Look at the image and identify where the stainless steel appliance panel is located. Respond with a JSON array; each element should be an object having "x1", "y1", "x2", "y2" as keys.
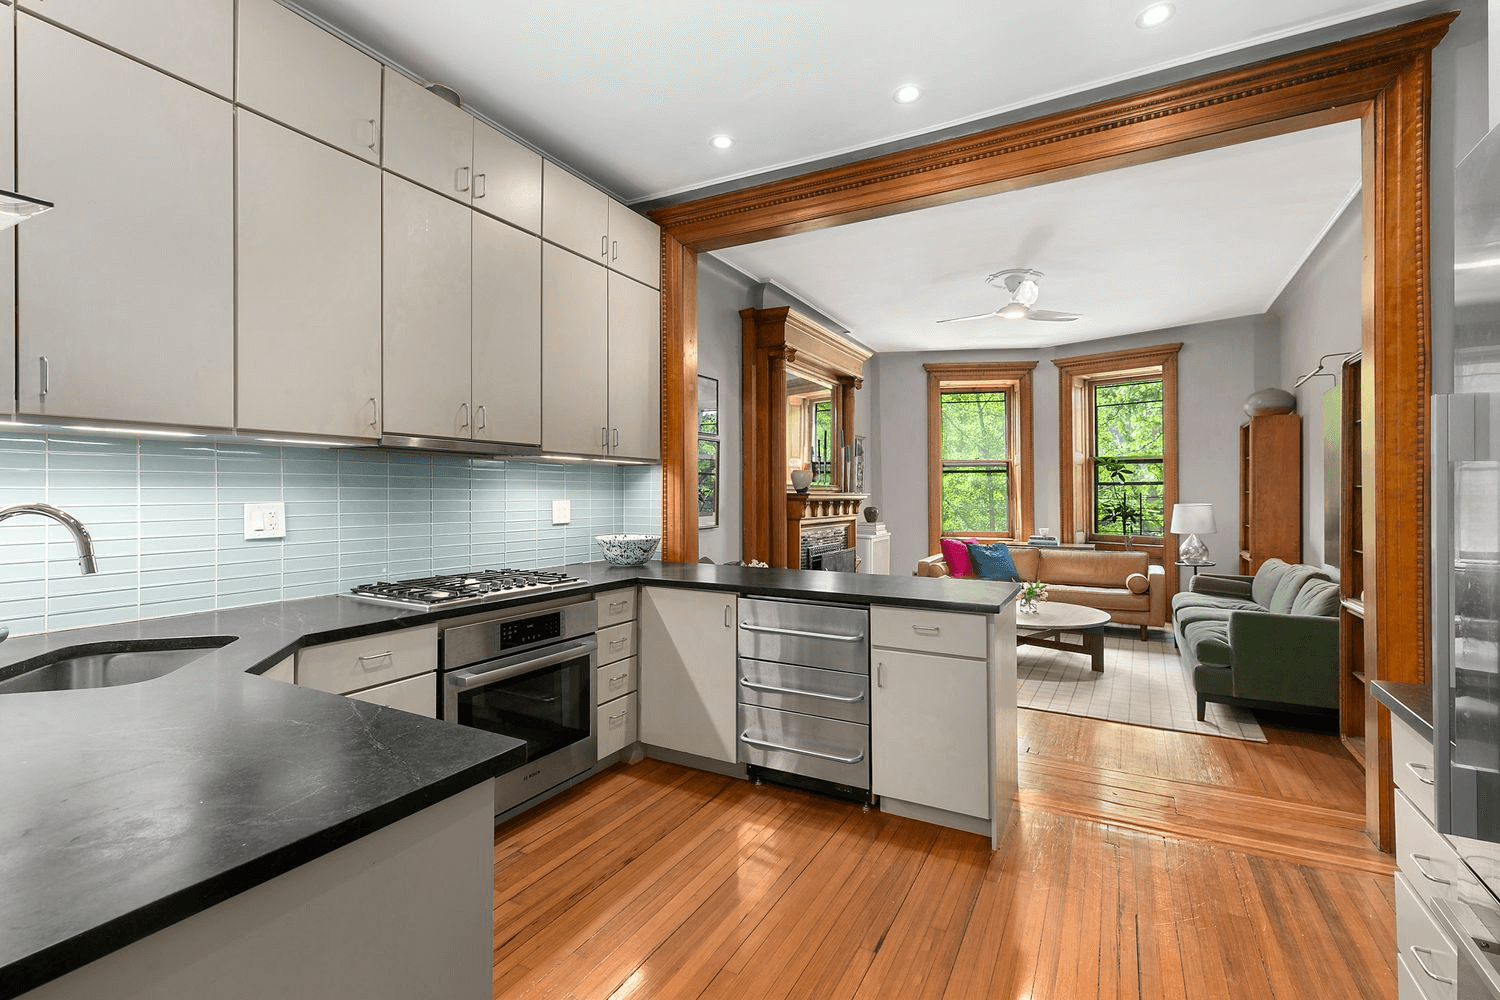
[
  {"x1": 443, "y1": 600, "x2": 597, "y2": 669},
  {"x1": 737, "y1": 596, "x2": 868, "y2": 673},
  {"x1": 737, "y1": 703, "x2": 870, "y2": 789},
  {"x1": 737, "y1": 656, "x2": 869, "y2": 724}
]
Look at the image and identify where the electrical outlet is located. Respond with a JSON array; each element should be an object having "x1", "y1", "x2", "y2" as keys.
[
  {"x1": 244, "y1": 502, "x2": 286, "y2": 540},
  {"x1": 552, "y1": 500, "x2": 571, "y2": 525}
]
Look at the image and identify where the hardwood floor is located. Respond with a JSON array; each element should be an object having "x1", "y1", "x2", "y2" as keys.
[{"x1": 493, "y1": 710, "x2": 1393, "y2": 999}]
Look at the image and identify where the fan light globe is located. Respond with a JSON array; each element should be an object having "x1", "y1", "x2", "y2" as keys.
[{"x1": 998, "y1": 302, "x2": 1027, "y2": 319}]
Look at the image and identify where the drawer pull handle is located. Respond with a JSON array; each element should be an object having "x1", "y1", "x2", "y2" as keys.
[
  {"x1": 609, "y1": 637, "x2": 629, "y2": 649},
  {"x1": 1410, "y1": 946, "x2": 1455, "y2": 985},
  {"x1": 609, "y1": 673, "x2": 627, "y2": 688},
  {"x1": 740, "y1": 732, "x2": 864, "y2": 765},
  {"x1": 912, "y1": 625, "x2": 941, "y2": 635},
  {"x1": 739, "y1": 677, "x2": 865, "y2": 703},
  {"x1": 1406, "y1": 760, "x2": 1436, "y2": 786},
  {"x1": 1410, "y1": 853, "x2": 1454, "y2": 886},
  {"x1": 609, "y1": 600, "x2": 628, "y2": 613},
  {"x1": 739, "y1": 622, "x2": 863, "y2": 643},
  {"x1": 609, "y1": 710, "x2": 627, "y2": 723},
  {"x1": 356, "y1": 651, "x2": 393, "y2": 667}
]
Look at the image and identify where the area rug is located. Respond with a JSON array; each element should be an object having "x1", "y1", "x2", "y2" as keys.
[{"x1": 1015, "y1": 627, "x2": 1266, "y2": 742}]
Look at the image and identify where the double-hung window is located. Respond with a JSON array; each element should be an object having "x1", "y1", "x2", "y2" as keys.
[{"x1": 925, "y1": 362, "x2": 1036, "y2": 554}]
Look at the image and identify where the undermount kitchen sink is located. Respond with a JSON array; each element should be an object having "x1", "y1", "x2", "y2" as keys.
[{"x1": 0, "y1": 638, "x2": 232, "y2": 695}]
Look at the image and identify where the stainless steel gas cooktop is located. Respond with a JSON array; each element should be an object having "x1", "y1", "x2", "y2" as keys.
[{"x1": 348, "y1": 569, "x2": 584, "y2": 609}]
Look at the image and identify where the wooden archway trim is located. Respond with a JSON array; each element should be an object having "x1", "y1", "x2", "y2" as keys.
[{"x1": 652, "y1": 13, "x2": 1453, "y2": 849}]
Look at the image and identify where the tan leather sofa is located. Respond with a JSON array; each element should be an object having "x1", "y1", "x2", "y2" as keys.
[{"x1": 916, "y1": 546, "x2": 1167, "y2": 638}]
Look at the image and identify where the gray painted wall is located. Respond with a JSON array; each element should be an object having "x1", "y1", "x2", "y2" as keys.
[
  {"x1": 695, "y1": 255, "x2": 756, "y2": 564},
  {"x1": 1268, "y1": 199, "x2": 1362, "y2": 574},
  {"x1": 869, "y1": 317, "x2": 1272, "y2": 576}
]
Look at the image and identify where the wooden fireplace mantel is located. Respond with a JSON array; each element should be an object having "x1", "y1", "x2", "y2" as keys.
[{"x1": 784, "y1": 492, "x2": 867, "y2": 570}]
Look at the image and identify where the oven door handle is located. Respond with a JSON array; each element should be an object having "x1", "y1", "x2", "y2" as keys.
[{"x1": 448, "y1": 639, "x2": 597, "y2": 691}]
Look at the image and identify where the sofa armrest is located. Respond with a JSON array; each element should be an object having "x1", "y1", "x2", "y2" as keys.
[
  {"x1": 1191, "y1": 573, "x2": 1254, "y2": 599},
  {"x1": 1146, "y1": 564, "x2": 1166, "y2": 626},
  {"x1": 915, "y1": 554, "x2": 950, "y2": 578},
  {"x1": 1225, "y1": 611, "x2": 1339, "y2": 708}
]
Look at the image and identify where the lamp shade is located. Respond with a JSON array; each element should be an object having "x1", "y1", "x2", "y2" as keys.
[{"x1": 1170, "y1": 503, "x2": 1216, "y2": 535}]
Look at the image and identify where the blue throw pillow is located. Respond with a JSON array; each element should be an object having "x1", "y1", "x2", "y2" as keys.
[{"x1": 966, "y1": 541, "x2": 1020, "y2": 581}]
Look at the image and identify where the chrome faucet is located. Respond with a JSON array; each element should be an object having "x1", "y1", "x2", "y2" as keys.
[{"x1": 0, "y1": 502, "x2": 99, "y2": 574}]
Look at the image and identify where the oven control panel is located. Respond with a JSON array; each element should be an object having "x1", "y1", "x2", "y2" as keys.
[{"x1": 500, "y1": 612, "x2": 563, "y2": 651}]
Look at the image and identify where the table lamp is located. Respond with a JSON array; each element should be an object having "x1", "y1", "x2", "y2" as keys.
[{"x1": 1170, "y1": 503, "x2": 1216, "y2": 564}]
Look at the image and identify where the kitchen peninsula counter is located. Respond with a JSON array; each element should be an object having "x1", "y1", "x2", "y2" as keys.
[{"x1": 0, "y1": 563, "x2": 1017, "y2": 998}]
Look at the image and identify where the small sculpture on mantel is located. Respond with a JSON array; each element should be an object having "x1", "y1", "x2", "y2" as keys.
[
  {"x1": 790, "y1": 469, "x2": 813, "y2": 494},
  {"x1": 864, "y1": 505, "x2": 880, "y2": 523}
]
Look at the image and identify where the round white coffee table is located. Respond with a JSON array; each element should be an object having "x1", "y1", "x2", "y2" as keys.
[{"x1": 1015, "y1": 601, "x2": 1112, "y2": 672}]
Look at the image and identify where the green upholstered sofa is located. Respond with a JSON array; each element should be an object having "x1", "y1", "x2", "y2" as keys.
[{"x1": 1170, "y1": 558, "x2": 1341, "y2": 721}]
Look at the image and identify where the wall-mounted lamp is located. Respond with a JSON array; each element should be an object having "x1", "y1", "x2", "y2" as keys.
[{"x1": 1293, "y1": 352, "x2": 1355, "y2": 389}]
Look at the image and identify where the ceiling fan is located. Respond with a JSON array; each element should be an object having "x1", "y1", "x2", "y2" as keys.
[{"x1": 937, "y1": 268, "x2": 1081, "y2": 324}]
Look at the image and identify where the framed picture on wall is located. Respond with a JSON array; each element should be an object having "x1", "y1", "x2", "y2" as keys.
[{"x1": 699, "y1": 375, "x2": 719, "y2": 528}]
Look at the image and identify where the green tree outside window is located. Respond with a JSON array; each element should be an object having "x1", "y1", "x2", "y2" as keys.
[
  {"x1": 939, "y1": 390, "x2": 1012, "y2": 535},
  {"x1": 1092, "y1": 379, "x2": 1164, "y2": 537}
]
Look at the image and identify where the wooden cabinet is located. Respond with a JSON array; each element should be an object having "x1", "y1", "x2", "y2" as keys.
[
  {"x1": 541, "y1": 247, "x2": 660, "y2": 458},
  {"x1": 871, "y1": 611, "x2": 990, "y2": 820},
  {"x1": 237, "y1": 0, "x2": 382, "y2": 162},
  {"x1": 1338, "y1": 354, "x2": 1368, "y2": 768},
  {"x1": 638, "y1": 587, "x2": 737, "y2": 763},
  {"x1": 384, "y1": 174, "x2": 543, "y2": 445},
  {"x1": 16, "y1": 16, "x2": 234, "y2": 428},
  {"x1": 383, "y1": 173, "x2": 473, "y2": 439},
  {"x1": 471, "y1": 212, "x2": 542, "y2": 446},
  {"x1": 542, "y1": 243, "x2": 610, "y2": 454},
  {"x1": 19, "y1": 0, "x2": 233, "y2": 97},
  {"x1": 237, "y1": 110, "x2": 382, "y2": 439},
  {"x1": 607, "y1": 271, "x2": 662, "y2": 460},
  {"x1": 1237, "y1": 412, "x2": 1302, "y2": 573},
  {"x1": 543, "y1": 160, "x2": 661, "y2": 287},
  {"x1": 383, "y1": 69, "x2": 542, "y2": 232}
]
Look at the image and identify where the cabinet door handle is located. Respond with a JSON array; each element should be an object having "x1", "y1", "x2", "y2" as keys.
[
  {"x1": 877, "y1": 662, "x2": 885, "y2": 688},
  {"x1": 367, "y1": 397, "x2": 380, "y2": 430},
  {"x1": 1410, "y1": 946, "x2": 1455, "y2": 986},
  {"x1": 365, "y1": 118, "x2": 378, "y2": 152},
  {"x1": 1407, "y1": 760, "x2": 1436, "y2": 786},
  {"x1": 473, "y1": 173, "x2": 486, "y2": 199},
  {"x1": 724, "y1": 605, "x2": 732, "y2": 628},
  {"x1": 601, "y1": 426, "x2": 609, "y2": 448},
  {"x1": 610, "y1": 600, "x2": 629, "y2": 613},
  {"x1": 611, "y1": 240, "x2": 619, "y2": 262},
  {"x1": 38, "y1": 356, "x2": 49, "y2": 398},
  {"x1": 1410, "y1": 853, "x2": 1454, "y2": 885},
  {"x1": 458, "y1": 402, "x2": 470, "y2": 431},
  {"x1": 608, "y1": 673, "x2": 627, "y2": 689},
  {"x1": 612, "y1": 428, "x2": 620, "y2": 449},
  {"x1": 475, "y1": 404, "x2": 487, "y2": 431},
  {"x1": 456, "y1": 165, "x2": 471, "y2": 192},
  {"x1": 609, "y1": 636, "x2": 628, "y2": 649},
  {"x1": 601, "y1": 235, "x2": 609, "y2": 258}
]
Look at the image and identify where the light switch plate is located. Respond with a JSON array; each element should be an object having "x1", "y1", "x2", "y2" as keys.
[
  {"x1": 552, "y1": 500, "x2": 571, "y2": 525},
  {"x1": 244, "y1": 502, "x2": 286, "y2": 540}
]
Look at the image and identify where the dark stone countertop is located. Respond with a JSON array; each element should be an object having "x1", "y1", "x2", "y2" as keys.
[
  {"x1": 1371, "y1": 679, "x2": 1434, "y2": 741},
  {"x1": 0, "y1": 561, "x2": 1015, "y2": 998}
]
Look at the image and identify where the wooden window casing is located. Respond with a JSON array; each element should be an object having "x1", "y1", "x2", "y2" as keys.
[{"x1": 925, "y1": 361, "x2": 1036, "y2": 557}]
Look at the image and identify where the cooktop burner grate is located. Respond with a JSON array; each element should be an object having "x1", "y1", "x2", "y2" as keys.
[{"x1": 348, "y1": 569, "x2": 583, "y2": 608}]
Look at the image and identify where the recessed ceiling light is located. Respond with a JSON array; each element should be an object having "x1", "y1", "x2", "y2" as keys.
[
  {"x1": 710, "y1": 134, "x2": 734, "y2": 150},
  {"x1": 1136, "y1": 2, "x2": 1174, "y2": 28},
  {"x1": 893, "y1": 84, "x2": 922, "y2": 105}
]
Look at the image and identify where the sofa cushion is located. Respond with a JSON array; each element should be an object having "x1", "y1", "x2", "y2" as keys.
[
  {"x1": 1172, "y1": 592, "x2": 1258, "y2": 615},
  {"x1": 1183, "y1": 619, "x2": 1233, "y2": 667},
  {"x1": 1126, "y1": 572, "x2": 1149, "y2": 594},
  {"x1": 1037, "y1": 548, "x2": 1148, "y2": 588},
  {"x1": 1291, "y1": 578, "x2": 1341, "y2": 617},
  {"x1": 1044, "y1": 584, "x2": 1149, "y2": 613},
  {"x1": 940, "y1": 538, "x2": 977, "y2": 578},
  {"x1": 1251, "y1": 558, "x2": 1293, "y2": 608},
  {"x1": 967, "y1": 541, "x2": 1020, "y2": 581},
  {"x1": 1193, "y1": 662, "x2": 1236, "y2": 697},
  {"x1": 1267, "y1": 566, "x2": 1327, "y2": 614},
  {"x1": 1010, "y1": 546, "x2": 1041, "y2": 580},
  {"x1": 1172, "y1": 604, "x2": 1233, "y2": 630}
]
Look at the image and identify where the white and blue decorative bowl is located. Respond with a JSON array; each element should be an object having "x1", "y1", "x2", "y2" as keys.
[{"x1": 595, "y1": 533, "x2": 661, "y2": 566}]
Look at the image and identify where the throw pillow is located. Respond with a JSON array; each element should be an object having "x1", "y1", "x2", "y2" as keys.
[
  {"x1": 966, "y1": 541, "x2": 1021, "y2": 582},
  {"x1": 1125, "y1": 572, "x2": 1149, "y2": 595},
  {"x1": 940, "y1": 537, "x2": 978, "y2": 578}
]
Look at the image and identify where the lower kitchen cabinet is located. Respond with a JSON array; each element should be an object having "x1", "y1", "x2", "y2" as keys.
[
  {"x1": 347, "y1": 671, "x2": 437, "y2": 718},
  {"x1": 294, "y1": 625, "x2": 437, "y2": 696},
  {"x1": 638, "y1": 586, "x2": 737, "y2": 763},
  {"x1": 871, "y1": 627, "x2": 990, "y2": 820},
  {"x1": 597, "y1": 692, "x2": 639, "y2": 759}
]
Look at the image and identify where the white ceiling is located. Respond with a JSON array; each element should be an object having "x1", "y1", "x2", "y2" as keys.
[
  {"x1": 291, "y1": 0, "x2": 1419, "y2": 204},
  {"x1": 715, "y1": 121, "x2": 1364, "y2": 353}
]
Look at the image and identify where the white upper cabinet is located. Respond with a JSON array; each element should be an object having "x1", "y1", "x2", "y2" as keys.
[
  {"x1": 19, "y1": 0, "x2": 233, "y2": 97},
  {"x1": 237, "y1": 111, "x2": 381, "y2": 440},
  {"x1": 383, "y1": 68, "x2": 474, "y2": 204},
  {"x1": 471, "y1": 214, "x2": 542, "y2": 446},
  {"x1": 472, "y1": 121, "x2": 541, "y2": 233},
  {"x1": 237, "y1": 0, "x2": 382, "y2": 163},
  {"x1": 607, "y1": 200, "x2": 661, "y2": 289},
  {"x1": 382, "y1": 173, "x2": 473, "y2": 439},
  {"x1": 16, "y1": 15, "x2": 233, "y2": 428},
  {"x1": 607, "y1": 273, "x2": 660, "y2": 461},
  {"x1": 542, "y1": 161, "x2": 609, "y2": 263},
  {"x1": 0, "y1": 11, "x2": 14, "y2": 417},
  {"x1": 542, "y1": 243, "x2": 609, "y2": 455}
]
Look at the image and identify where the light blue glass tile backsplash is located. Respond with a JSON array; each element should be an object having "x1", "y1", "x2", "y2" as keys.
[{"x1": 0, "y1": 431, "x2": 663, "y2": 636}]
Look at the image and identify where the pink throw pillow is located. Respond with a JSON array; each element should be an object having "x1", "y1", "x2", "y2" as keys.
[{"x1": 940, "y1": 537, "x2": 978, "y2": 578}]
